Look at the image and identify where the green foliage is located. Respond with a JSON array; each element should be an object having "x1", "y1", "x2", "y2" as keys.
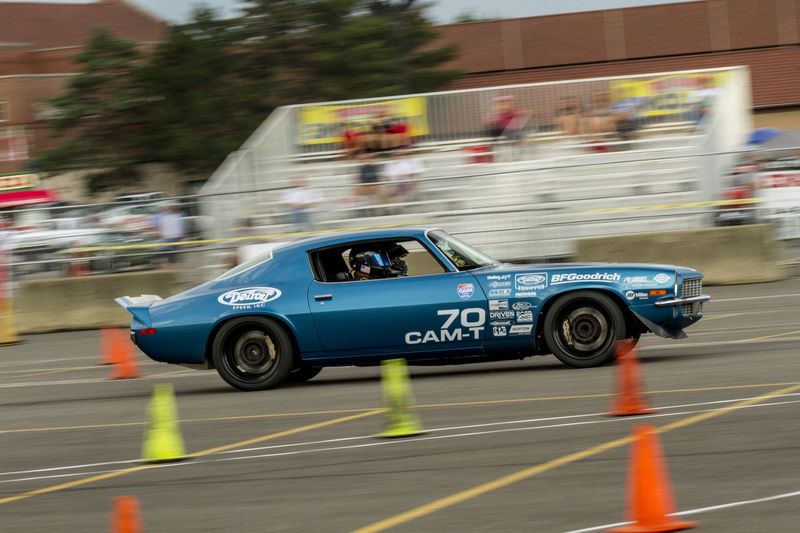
[{"x1": 39, "y1": 1, "x2": 459, "y2": 189}]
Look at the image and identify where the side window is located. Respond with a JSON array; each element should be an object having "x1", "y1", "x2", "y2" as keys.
[{"x1": 311, "y1": 238, "x2": 446, "y2": 282}]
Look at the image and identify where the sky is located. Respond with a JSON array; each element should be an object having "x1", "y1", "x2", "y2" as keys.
[{"x1": 1, "y1": 0, "x2": 700, "y2": 24}]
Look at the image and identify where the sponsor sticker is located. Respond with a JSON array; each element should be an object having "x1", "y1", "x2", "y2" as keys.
[
  {"x1": 512, "y1": 301, "x2": 533, "y2": 311},
  {"x1": 551, "y1": 272, "x2": 621, "y2": 284},
  {"x1": 457, "y1": 283, "x2": 475, "y2": 300},
  {"x1": 489, "y1": 281, "x2": 511, "y2": 288},
  {"x1": 515, "y1": 273, "x2": 547, "y2": 291},
  {"x1": 509, "y1": 324, "x2": 533, "y2": 335},
  {"x1": 626, "y1": 290, "x2": 650, "y2": 300},
  {"x1": 623, "y1": 276, "x2": 649, "y2": 286},
  {"x1": 489, "y1": 288, "x2": 512, "y2": 297},
  {"x1": 515, "y1": 292, "x2": 537, "y2": 297},
  {"x1": 492, "y1": 326, "x2": 508, "y2": 337},
  {"x1": 218, "y1": 287, "x2": 282, "y2": 309},
  {"x1": 490, "y1": 320, "x2": 512, "y2": 327},
  {"x1": 516, "y1": 310, "x2": 533, "y2": 322},
  {"x1": 487, "y1": 274, "x2": 511, "y2": 281},
  {"x1": 654, "y1": 273, "x2": 672, "y2": 284},
  {"x1": 490, "y1": 310, "x2": 514, "y2": 320},
  {"x1": 489, "y1": 299, "x2": 509, "y2": 310}
]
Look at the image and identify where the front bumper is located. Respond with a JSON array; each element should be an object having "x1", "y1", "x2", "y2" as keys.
[{"x1": 654, "y1": 294, "x2": 712, "y2": 308}]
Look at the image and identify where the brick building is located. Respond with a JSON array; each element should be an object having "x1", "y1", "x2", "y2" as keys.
[
  {"x1": 0, "y1": 0, "x2": 165, "y2": 175},
  {"x1": 434, "y1": 0, "x2": 800, "y2": 129}
]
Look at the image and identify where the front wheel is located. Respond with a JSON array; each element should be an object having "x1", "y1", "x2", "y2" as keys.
[
  {"x1": 211, "y1": 317, "x2": 294, "y2": 391},
  {"x1": 543, "y1": 291, "x2": 627, "y2": 368}
]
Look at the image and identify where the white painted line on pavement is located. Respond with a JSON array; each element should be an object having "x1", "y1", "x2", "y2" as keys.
[
  {"x1": 3, "y1": 397, "x2": 799, "y2": 485},
  {"x1": 713, "y1": 292, "x2": 800, "y2": 303},
  {"x1": 0, "y1": 370, "x2": 214, "y2": 388},
  {"x1": 562, "y1": 490, "x2": 800, "y2": 533}
]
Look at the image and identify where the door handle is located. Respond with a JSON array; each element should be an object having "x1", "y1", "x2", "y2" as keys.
[{"x1": 314, "y1": 294, "x2": 333, "y2": 301}]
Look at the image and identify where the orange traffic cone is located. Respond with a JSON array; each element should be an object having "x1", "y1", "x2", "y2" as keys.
[
  {"x1": 609, "y1": 339, "x2": 654, "y2": 416},
  {"x1": 609, "y1": 425, "x2": 697, "y2": 533},
  {"x1": 100, "y1": 328, "x2": 120, "y2": 366},
  {"x1": 108, "y1": 329, "x2": 140, "y2": 380},
  {"x1": 111, "y1": 495, "x2": 143, "y2": 533}
]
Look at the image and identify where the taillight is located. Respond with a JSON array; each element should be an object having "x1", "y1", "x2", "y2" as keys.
[{"x1": 139, "y1": 328, "x2": 157, "y2": 336}]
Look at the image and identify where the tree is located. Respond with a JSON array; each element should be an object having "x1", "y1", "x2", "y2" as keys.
[
  {"x1": 39, "y1": 29, "x2": 148, "y2": 191},
  {"x1": 238, "y1": 0, "x2": 460, "y2": 103},
  {"x1": 137, "y1": 7, "x2": 269, "y2": 176}
]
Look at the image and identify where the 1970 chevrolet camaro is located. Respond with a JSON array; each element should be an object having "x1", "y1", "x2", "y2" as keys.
[{"x1": 117, "y1": 227, "x2": 710, "y2": 391}]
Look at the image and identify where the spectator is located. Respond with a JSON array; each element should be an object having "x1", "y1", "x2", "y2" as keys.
[
  {"x1": 611, "y1": 96, "x2": 642, "y2": 147},
  {"x1": 153, "y1": 203, "x2": 186, "y2": 265},
  {"x1": 486, "y1": 96, "x2": 528, "y2": 159},
  {"x1": 555, "y1": 96, "x2": 583, "y2": 137},
  {"x1": 281, "y1": 176, "x2": 322, "y2": 232},
  {"x1": 383, "y1": 149, "x2": 425, "y2": 204},
  {"x1": 355, "y1": 152, "x2": 382, "y2": 206}
]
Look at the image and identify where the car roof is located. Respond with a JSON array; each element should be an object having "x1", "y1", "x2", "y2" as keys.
[{"x1": 277, "y1": 226, "x2": 438, "y2": 254}]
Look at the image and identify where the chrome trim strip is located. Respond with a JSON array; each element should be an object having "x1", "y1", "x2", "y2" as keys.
[{"x1": 654, "y1": 294, "x2": 712, "y2": 307}]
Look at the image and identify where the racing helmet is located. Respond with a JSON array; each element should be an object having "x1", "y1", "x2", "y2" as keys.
[{"x1": 349, "y1": 249, "x2": 395, "y2": 279}]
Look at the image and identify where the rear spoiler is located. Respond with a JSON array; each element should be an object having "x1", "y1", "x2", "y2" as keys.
[{"x1": 115, "y1": 295, "x2": 162, "y2": 328}]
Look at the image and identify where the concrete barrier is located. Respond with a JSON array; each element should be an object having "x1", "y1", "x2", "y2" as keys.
[
  {"x1": 14, "y1": 271, "x2": 185, "y2": 334},
  {"x1": 574, "y1": 224, "x2": 787, "y2": 285}
]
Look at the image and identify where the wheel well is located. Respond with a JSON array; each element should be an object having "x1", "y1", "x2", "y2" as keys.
[
  {"x1": 204, "y1": 314, "x2": 301, "y2": 369},
  {"x1": 535, "y1": 289, "x2": 644, "y2": 351}
]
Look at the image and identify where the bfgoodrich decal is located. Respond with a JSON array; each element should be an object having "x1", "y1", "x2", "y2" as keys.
[
  {"x1": 218, "y1": 287, "x2": 282, "y2": 309},
  {"x1": 551, "y1": 272, "x2": 621, "y2": 284}
]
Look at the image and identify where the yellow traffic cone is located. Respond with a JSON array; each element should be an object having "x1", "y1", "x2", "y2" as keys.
[
  {"x1": 142, "y1": 384, "x2": 187, "y2": 463},
  {"x1": 0, "y1": 298, "x2": 19, "y2": 346},
  {"x1": 379, "y1": 359, "x2": 425, "y2": 438}
]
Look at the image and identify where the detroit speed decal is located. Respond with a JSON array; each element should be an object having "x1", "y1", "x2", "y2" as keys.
[{"x1": 218, "y1": 287, "x2": 282, "y2": 310}]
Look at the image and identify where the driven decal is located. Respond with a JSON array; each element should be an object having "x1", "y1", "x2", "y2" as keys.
[{"x1": 405, "y1": 308, "x2": 485, "y2": 344}]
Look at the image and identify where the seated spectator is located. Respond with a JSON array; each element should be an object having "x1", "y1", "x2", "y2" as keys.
[
  {"x1": 486, "y1": 95, "x2": 526, "y2": 141},
  {"x1": 340, "y1": 124, "x2": 362, "y2": 159},
  {"x1": 555, "y1": 96, "x2": 583, "y2": 137}
]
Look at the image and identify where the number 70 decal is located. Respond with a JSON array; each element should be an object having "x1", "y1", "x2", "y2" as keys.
[{"x1": 405, "y1": 308, "x2": 486, "y2": 345}]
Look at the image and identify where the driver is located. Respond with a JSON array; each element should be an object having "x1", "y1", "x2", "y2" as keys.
[{"x1": 349, "y1": 248, "x2": 396, "y2": 280}]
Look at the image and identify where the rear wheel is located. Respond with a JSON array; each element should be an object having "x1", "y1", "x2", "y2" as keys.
[
  {"x1": 211, "y1": 317, "x2": 294, "y2": 391},
  {"x1": 543, "y1": 291, "x2": 626, "y2": 368}
]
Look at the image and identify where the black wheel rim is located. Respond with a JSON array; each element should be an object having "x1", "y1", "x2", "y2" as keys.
[
  {"x1": 554, "y1": 303, "x2": 614, "y2": 360},
  {"x1": 223, "y1": 327, "x2": 280, "y2": 383}
]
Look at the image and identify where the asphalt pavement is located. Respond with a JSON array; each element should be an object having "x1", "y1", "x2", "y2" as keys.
[{"x1": 1, "y1": 278, "x2": 799, "y2": 532}]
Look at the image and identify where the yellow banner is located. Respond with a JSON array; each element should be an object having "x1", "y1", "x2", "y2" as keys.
[
  {"x1": 610, "y1": 72, "x2": 729, "y2": 118},
  {"x1": 298, "y1": 97, "x2": 429, "y2": 145}
]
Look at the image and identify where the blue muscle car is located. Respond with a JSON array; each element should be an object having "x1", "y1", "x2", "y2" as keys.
[{"x1": 117, "y1": 227, "x2": 710, "y2": 391}]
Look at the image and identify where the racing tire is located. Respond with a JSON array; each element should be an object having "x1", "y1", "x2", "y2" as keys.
[
  {"x1": 288, "y1": 366, "x2": 323, "y2": 383},
  {"x1": 212, "y1": 317, "x2": 294, "y2": 391},
  {"x1": 543, "y1": 291, "x2": 626, "y2": 368}
]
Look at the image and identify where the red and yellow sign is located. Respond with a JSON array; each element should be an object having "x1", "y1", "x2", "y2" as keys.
[
  {"x1": 298, "y1": 97, "x2": 429, "y2": 145},
  {"x1": 0, "y1": 173, "x2": 38, "y2": 192}
]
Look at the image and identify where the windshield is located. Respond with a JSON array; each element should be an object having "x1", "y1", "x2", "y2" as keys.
[{"x1": 427, "y1": 230, "x2": 496, "y2": 271}]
